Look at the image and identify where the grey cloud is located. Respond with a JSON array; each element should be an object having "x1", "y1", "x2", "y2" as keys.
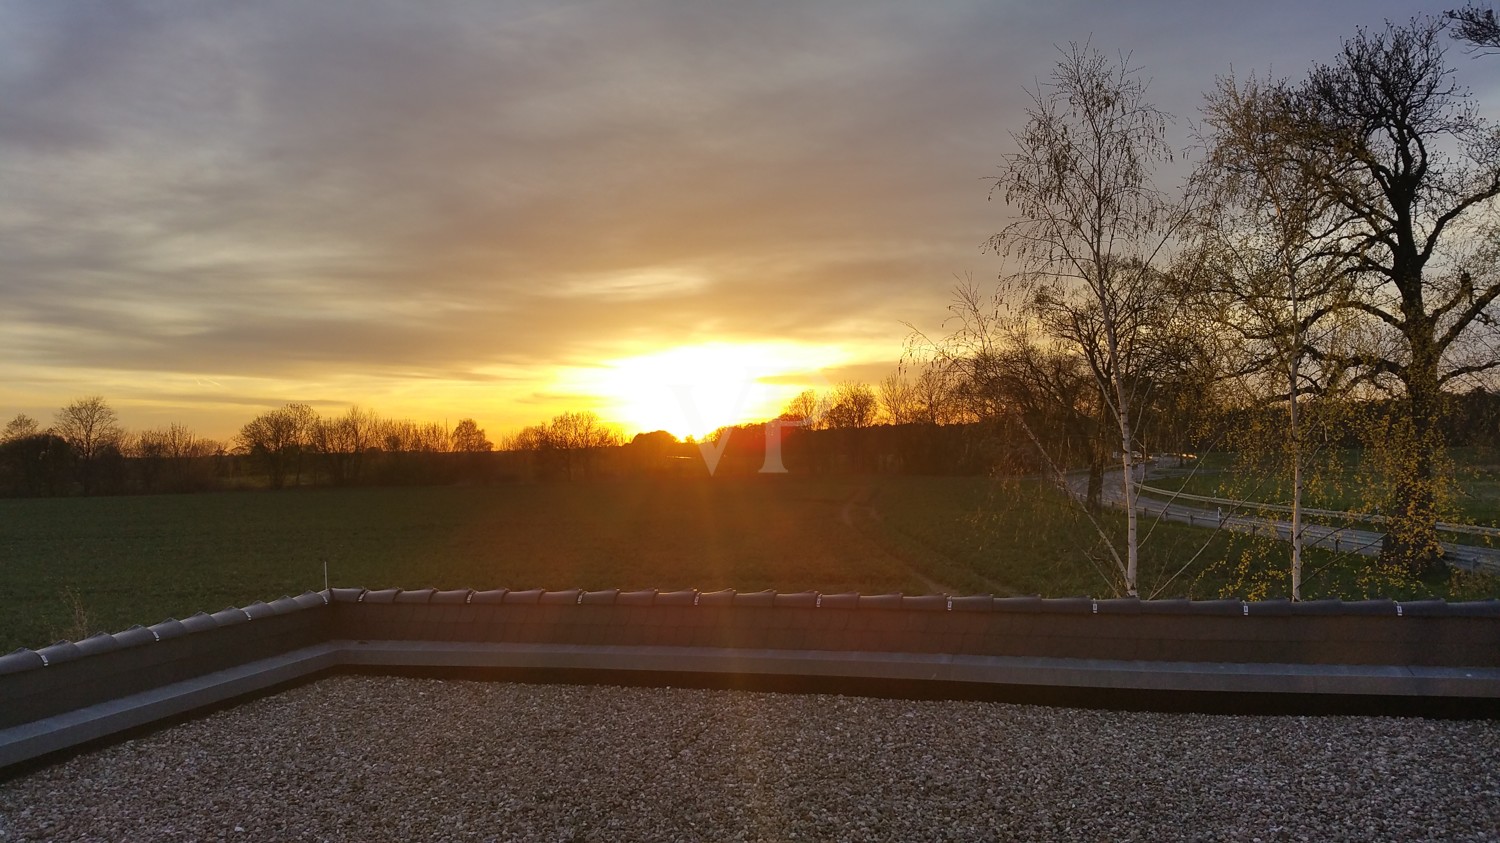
[{"x1": 0, "y1": 0, "x2": 1472, "y2": 433}]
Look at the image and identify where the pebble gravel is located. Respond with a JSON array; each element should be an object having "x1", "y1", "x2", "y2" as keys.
[{"x1": 1, "y1": 675, "x2": 1498, "y2": 842}]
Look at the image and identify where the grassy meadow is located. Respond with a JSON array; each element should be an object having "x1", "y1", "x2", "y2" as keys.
[
  {"x1": 1142, "y1": 448, "x2": 1500, "y2": 526},
  {"x1": 3, "y1": 473, "x2": 1496, "y2": 651}
]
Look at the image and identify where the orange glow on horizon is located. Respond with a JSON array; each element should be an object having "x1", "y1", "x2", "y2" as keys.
[{"x1": 564, "y1": 342, "x2": 849, "y2": 440}]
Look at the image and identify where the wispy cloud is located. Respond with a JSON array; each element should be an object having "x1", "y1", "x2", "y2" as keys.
[{"x1": 0, "y1": 0, "x2": 1465, "y2": 436}]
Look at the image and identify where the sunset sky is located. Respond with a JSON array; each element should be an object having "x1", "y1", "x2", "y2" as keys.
[{"x1": 1, "y1": 0, "x2": 1488, "y2": 442}]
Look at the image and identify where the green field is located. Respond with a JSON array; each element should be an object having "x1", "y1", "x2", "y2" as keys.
[
  {"x1": 2, "y1": 474, "x2": 1494, "y2": 651},
  {"x1": 1143, "y1": 449, "x2": 1500, "y2": 526}
]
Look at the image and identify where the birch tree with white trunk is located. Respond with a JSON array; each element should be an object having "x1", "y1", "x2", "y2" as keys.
[
  {"x1": 989, "y1": 43, "x2": 1191, "y2": 596},
  {"x1": 1188, "y1": 73, "x2": 1355, "y2": 600}
]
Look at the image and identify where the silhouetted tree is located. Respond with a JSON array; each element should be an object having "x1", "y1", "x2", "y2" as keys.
[
  {"x1": 54, "y1": 396, "x2": 124, "y2": 495},
  {"x1": 506, "y1": 411, "x2": 623, "y2": 479},
  {"x1": 911, "y1": 365, "x2": 963, "y2": 425},
  {"x1": 238, "y1": 403, "x2": 316, "y2": 490},
  {"x1": 0, "y1": 433, "x2": 74, "y2": 497},
  {"x1": 2, "y1": 414, "x2": 39, "y2": 443},
  {"x1": 1447, "y1": 5, "x2": 1500, "y2": 51},
  {"x1": 450, "y1": 418, "x2": 492, "y2": 452},
  {"x1": 627, "y1": 430, "x2": 680, "y2": 473},
  {"x1": 313, "y1": 406, "x2": 379, "y2": 485},
  {"x1": 824, "y1": 382, "x2": 878, "y2": 429},
  {"x1": 780, "y1": 389, "x2": 826, "y2": 429},
  {"x1": 934, "y1": 282, "x2": 1113, "y2": 508},
  {"x1": 1276, "y1": 17, "x2": 1500, "y2": 574},
  {"x1": 878, "y1": 374, "x2": 921, "y2": 425},
  {"x1": 131, "y1": 427, "x2": 171, "y2": 493}
]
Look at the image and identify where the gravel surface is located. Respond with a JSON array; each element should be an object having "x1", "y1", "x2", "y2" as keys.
[{"x1": 2, "y1": 676, "x2": 1498, "y2": 842}]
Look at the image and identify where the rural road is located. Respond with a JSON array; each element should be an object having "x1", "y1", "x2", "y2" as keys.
[{"x1": 1062, "y1": 466, "x2": 1500, "y2": 575}]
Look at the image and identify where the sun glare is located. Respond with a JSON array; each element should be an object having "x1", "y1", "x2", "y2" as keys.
[{"x1": 572, "y1": 343, "x2": 848, "y2": 440}]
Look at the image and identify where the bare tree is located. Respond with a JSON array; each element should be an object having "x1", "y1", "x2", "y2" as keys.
[
  {"x1": 880, "y1": 365, "x2": 965, "y2": 427},
  {"x1": 161, "y1": 423, "x2": 219, "y2": 491},
  {"x1": 1447, "y1": 5, "x2": 1500, "y2": 52},
  {"x1": 2, "y1": 414, "x2": 39, "y2": 443},
  {"x1": 1275, "y1": 17, "x2": 1500, "y2": 574},
  {"x1": 780, "y1": 389, "x2": 826, "y2": 429},
  {"x1": 911, "y1": 365, "x2": 962, "y2": 425},
  {"x1": 451, "y1": 418, "x2": 493, "y2": 452},
  {"x1": 1188, "y1": 72, "x2": 1358, "y2": 599},
  {"x1": 131, "y1": 427, "x2": 171, "y2": 493},
  {"x1": 504, "y1": 424, "x2": 549, "y2": 452},
  {"x1": 824, "y1": 382, "x2": 879, "y2": 430},
  {"x1": 932, "y1": 280, "x2": 1146, "y2": 512},
  {"x1": 989, "y1": 43, "x2": 1193, "y2": 595},
  {"x1": 505, "y1": 411, "x2": 622, "y2": 479},
  {"x1": 877, "y1": 373, "x2": 921, "y2": 425},
  {"x1": 313, "y1": 406, "x2": 379, "y2": 485},
  {"x1": 54, "y1": 396, "x2": 124, "y2": 495},
  {"x1": 379, "y1": 418, "x2": 449, "y2": 453},
  {"x1": 282, "y1": 403, "x2": 319, "y2": 485},
  {"x1": 238, "y1": 404, "x2": 315, "y2": 489}
]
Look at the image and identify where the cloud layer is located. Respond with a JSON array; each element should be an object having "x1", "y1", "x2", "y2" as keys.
[{"x1": 0, "y1": 0, "x2": 1470, "y2": 437}]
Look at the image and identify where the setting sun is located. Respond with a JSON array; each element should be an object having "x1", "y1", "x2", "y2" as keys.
[{"x1": 566, "y1": 343, "x2": 849, "y2": 440}]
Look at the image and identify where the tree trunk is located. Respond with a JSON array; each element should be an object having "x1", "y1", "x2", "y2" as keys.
[
  {"x1": 1289, "y1": 355, "x2": 1303, "y2": 601},
  {"x1": 1384, "y1": 336, "x2": 1446, "y2": 578},
  {"x1": 1086, "y1": 450, "x2": 1104, "y2": 514},
  {"x1": 1105, "y1": 323, "x2": 1139, "y2": 596}
]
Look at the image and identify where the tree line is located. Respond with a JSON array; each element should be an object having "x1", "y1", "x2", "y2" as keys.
[
  {"x1": 0, "y1": 397, "x2": 497, "y2": 496},
  {"x1": 0, "y1": 370, "x2": 1067, "y2": 495},
  {"x1": 915, "y1": 10, "x2": 1500, "y2": 594}
]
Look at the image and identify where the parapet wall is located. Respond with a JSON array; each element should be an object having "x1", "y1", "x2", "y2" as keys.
[
  {"x1": 327, "y1": 588, "x2": 1500, "y2": 668},
  {"x1": 0, "y1": 593, "x2": 329, "y2": 730},
  {"x1": 2, "y1": 587, "x2": 1499, "y2": 769},
  {"x1": 6, "y1": 587, "x2": 1499, "y2": 728}
]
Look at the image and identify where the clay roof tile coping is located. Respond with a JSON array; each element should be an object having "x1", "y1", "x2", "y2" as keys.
[
  {"x1": 948, "y1": 595, "x2": 996, "y2": 612},
  {"x1": 992, "y1": 596, "x2": 1044, "y2": 613},
  {"x1": 0, "y1": 648, "x2": 45, "y2": 675},
  {"x1": 34, "y1": 640, "x2": 83, "y2": 666},
  {"x1": 179, "y1": 613, "x2": 220, "y2": 633},
  {"x1": 146, "y1": 618, "x2": 187, "y2": 640},
  {"x1": 1038, "y1": 597, "x2": 1093, "y2": 614},
  {"x1": 209, "y1": 607, "x2": 251, "y2": 626},
  {"x1": 240, "y1": 602, "x2": 278, "y2": 620},
  {"x1": 110, "y1": 625, "x2": 158, "y2": 649},
  {"x1": 773, "y1": 591, "x2": 819, "y2": 609},
  {"x1": 266, "y1": 596, "x2": 303, "y2": 614}
]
